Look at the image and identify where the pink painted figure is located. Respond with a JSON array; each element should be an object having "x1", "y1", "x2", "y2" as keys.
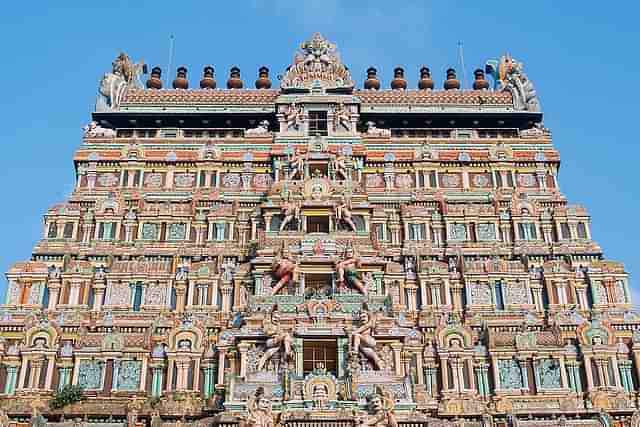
[{"x1": 271, "y1": 246, "x2": 296, "y2": 295}]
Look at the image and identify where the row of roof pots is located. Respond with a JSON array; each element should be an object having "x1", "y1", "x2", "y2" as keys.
[
  {"x1": 366, "y1": 66, "x2": 489, "y2": 90},
  {"x1": 146, "y1": 65, "x2": 491, "y2": 91},
  {"x1": 146, "y1": 66, "x2": 273, "y2": 90}
]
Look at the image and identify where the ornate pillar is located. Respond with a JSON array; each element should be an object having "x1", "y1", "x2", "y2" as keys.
[
  {"x1": 174, "y1": 279, "x2": 187, "y2": 313},
  {"x1": 216, "y1": 346, "x2": 227, "y2": 388},
  {"x1": 220, "y1": 284, "x2": 233, "y2": 313},
  {"x1": 583, "y1": 355, "x2": 594, "y2": 391},
  {"x1": 3, "y1": 362, "x2": 19, "y2": 395},
  {"x1": 238, "y1": 342, "x2": 251, "y2": 378},
  {"x1": 47, "y1": 278, "x2": 61, "y2": 310}
]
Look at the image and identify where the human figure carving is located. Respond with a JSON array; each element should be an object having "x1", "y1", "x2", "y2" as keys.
[
  {"x1": 360, "y1": 387, "x2": 398, "y2": 427},
  {"x1": 335, "y1": 196, "x2": 357, "y2": 231},
  {"x1": 350, "y1": 304, "x2": 384, "y2": 370},
  {"x1": 284, "y1": 103, "x2": 304, "y2": 130},
  {"x1": 271, "y1": 245, "x2": 296, "y2": 295},
  {"x1": 279, "y1": 198, "x2": 300, "y2": 232},
  {"x1": 243, "y1": 387, "x2": 274, "y2": 427},
  {"x1": 257, "y1": 305, "x2": 294, "y2": 371},
  {"x1": 334, "y1": 102, "x2": 351, "y2": 131},
  {"x1": 331, "y1": 152, "x2": 348, "y2": 180},
  {"x1": 288, "y1": 148, "x2": 306, "y2": 180},
  {"x1": 335, "y1": 246, "x2": 366, "y2": 294}
]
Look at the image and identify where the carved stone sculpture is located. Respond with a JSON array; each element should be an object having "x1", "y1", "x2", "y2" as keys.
[
  {"x1": 350, "y1": 304, "x2": 384, "y2": 370},
  {"x1": 331, "y1": 152, "x2": 348, "y2": 180},
  {"x1": 243, "y1": 387, "x2": 274, "y2": 427},
  {"x1": 486, "y1": 55, "x2": 540, "y2": 112},
  {"x1": 287, "y1": 148, "x2": 306, "y2": 180},
  {"x1": 257, "y1": 306, "x2": 294, "y2": 371},
  {"x1": 271, "y1": 245, "x2": 296, "y2": 295},
  {"x1": 366, "y1": 121, "x2": 391, "y2": 137},
  {"x1": 246, "y1": 120, "x2": 271, "y2": 136},
  {"x1": 334, "y1": 102, "x2": 351, "y2": 131},
  {"x1": 335, "y1": 246, "x2": 366, "y2": 294},
  {"x1": 284, "y1": 103, "x2": 304, "y2": 130},
  {"x1": 279, "y1": 198, "x2": 300, "y2": 232},
  {"x1": 83, "y1": 121, "x2": 116, "y2": 138},
  {"x1": 335, "y1": 196, "x2": 357, "y2": 231},
  {"x1": 97, "y1": 52, "x2": 144, "y2": 111},
  {"x1": 359, "y1": 387, "x2": 398, "y2": 427}
]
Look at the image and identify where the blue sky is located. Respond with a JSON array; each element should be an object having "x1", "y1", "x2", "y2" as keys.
[{"x1": 0, "y1": 1, "x2": 638, "y2": 301}]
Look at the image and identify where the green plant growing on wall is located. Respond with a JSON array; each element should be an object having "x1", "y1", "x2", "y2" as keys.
[{"x1": 49, "y1": 384, "x2": 85, "y2": 410}]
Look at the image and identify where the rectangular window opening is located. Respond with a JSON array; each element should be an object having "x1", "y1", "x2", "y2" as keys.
[{"x1": 303, "y1": 339, "x2": 337, "y2": 376}]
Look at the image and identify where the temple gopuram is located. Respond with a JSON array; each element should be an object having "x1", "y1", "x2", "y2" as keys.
[{"x1": 2, "y1": 33, "x2": 638, "y2": 427}]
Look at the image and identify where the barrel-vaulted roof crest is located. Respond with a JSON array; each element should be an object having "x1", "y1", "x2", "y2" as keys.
[{"x1": 280, "y1": 33, "x2": 355, "y2": 92}]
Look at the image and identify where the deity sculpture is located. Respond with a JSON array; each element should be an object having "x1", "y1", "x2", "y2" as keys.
[
  {"x1": 331, "y1": 152, "x2": 348, "y2": 180},
  {"x1": 257, "y1": 305, "x2": 294, "y2": 371},
  {"x1": 334, "y1": 102, "x2": 351, "y2": 131},
  {"x1": 350, "y1": 304, "x2": 384, "y2": 370},
  {"x1": 365, "y1": 121, "x2": 391, "y2": 137},
  {"x1": 246, "y1": 120, "x2": 271, "y2": 136},
  {"x1": 243, "y1": 387, "x2": 275, "y2": 427},
  {"x1": 279, "y1": 198, "x2": 301, "y2": 232},
  {"x1": 284, "y1": 103, "x2": 305, "y2": 130},
  {"x1": 287, "y1": 148, "x2": 306, "y2": 180},
  {"x1": 335, "y1": 246, "x2": 367, "y2": 294},
  {"x1": 312, "y1": 382, "x2": 330, "y2": 409},
  {"x1": 98, "y1": 52, "x2": 144, "y2": 111},
  {"x1": 335, "y1": 196, "x2": 357, "y2": 232},
  {"x1": 83, "y1": 121, "x2": 116, "y2": 138},
  {"x1": 486, "y1": 55, "x2": 540, "y2": 112},
  {"x1": 358, "y1": 387, "x2": 398, "y2": 427},
  {"x1": 271, "y1": 245, "x2": 297, "y2": 295}
]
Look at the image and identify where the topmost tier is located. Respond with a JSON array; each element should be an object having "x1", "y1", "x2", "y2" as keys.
[{"x1": 96, "y1": 34, "x2": 541, "y2": 114}]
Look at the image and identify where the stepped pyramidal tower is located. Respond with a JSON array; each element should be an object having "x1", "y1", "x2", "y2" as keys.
[{"x1": 2, "y1": 34, "x2": 637, "y2": 427}]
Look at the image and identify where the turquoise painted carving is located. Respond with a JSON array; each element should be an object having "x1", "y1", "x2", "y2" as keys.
[
  {"x1": 77, "y1": 360, "x2": 104, "y2": 390},
  {"x1": 498, "y1": 359, "x2": 523, "y2": 390}
]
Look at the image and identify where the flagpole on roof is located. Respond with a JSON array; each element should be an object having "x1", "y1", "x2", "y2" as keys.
[
  {"x1": 458, "y1": 41, "x2": 467, "y2": 90},
  {"x1": 167, "y1": 35, "x2": 175, "y2": 88}
]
